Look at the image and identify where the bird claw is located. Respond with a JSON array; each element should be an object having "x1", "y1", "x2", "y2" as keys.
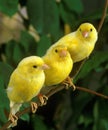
[
  {"x1": 38, "y1": 94, "x2": 48, "y2": 106},
  {"x1": 63, "y1": 82, "x2": 70, "y2": 89},
  {"x1": 9, "y1": 113, "x2": 18, "y2": 127},
  {"x1": 31, "y1": 102, "x2": 38, "y2": 113},
  {"x1": 63, "y1": 76, "x2": 76, "y2": 91}
]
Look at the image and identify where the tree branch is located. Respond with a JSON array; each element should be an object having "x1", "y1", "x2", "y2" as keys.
[
  {"x1": 97, "y1": 0, "x2": 108, "y2": 33},
  {"x1": 1, "y1": 85, "x2": 108, "y2": 130},
  {"x1": 71, "y1": 0, "x2": 108, "y2": 79}
]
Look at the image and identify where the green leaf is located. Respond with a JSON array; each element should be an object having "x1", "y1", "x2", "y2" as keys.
[
  {"x1": 62, "y1": 0, "x2": 84, "y2": 13},
  {"x1": 27, "y1": 0, "x2": 59, "y2": 38},
  {"x1": 6, "y1": 35, "x2": 37, "y2": 65},
  {"x1": 6, "y1": 40, "x2": 22, "y2": 65},
  {"x1": 59, "y1": 3, "x2": 76, "y2": 24},
  {"x1": 78, "y1": 114, "x2": 93, "y2": 127},
  {"x1": 0, "y1": 0, "x2": 18, "y2": 16},
  {"x1": 98, "y1": 119, "x2": 108, "y2": 130},
  {"x1": 0, "y1": 75, "x2": 10, "y2": 124},
  {"x1": 27, "y1": 0, "x2": 43, "y2": 33},
  {"x1": 0, "y1": 109, "x2": 8, "y2": 125},
  {"x1": 0, "y1": 62, "x2": 13, "y2": 86},
  {"x1": 20, "y1": 113, "x2": 30, "y2": 122},
  {"x1": 67, "y1": 90, "x2": 94, "y2": 128},
  {"x1": 84, "y1": 9, "x2": 104, "y2": 21},
  {"x1": 93, "y1": 99, "x2": 108, "y2": 130},
  {"x1": 76, "y1": 51, "x2": 108, "y2": 80},
  {"x1": 20, "y1": 31, "x2": 37, "y2": 53},
  {"x1": 20, "y1": 103, "x2": 30, "y2": 121},
  {"x1": 5, "y1": 41, "x2": 15, "y2": 63},
  {"x1": 13, "y1": 43, "x2": 24, "y2": 64},
  {"x1": 93, "y1": 101, "x2": 99, "y2": 123},
  {"x1": 0, "y1": 62, "x2": 12, "y2": 124},
  {"x1": 31, "y1": 115, "x2": 48, "y2": 130},
  {"x1": 37, "y1": 35, "x2": 51, "y2": 56},
  {"x1": 98, "y1": 97, "x2": 108, "y2": 120}
]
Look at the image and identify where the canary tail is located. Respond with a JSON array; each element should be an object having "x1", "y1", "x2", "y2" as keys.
[{"x1": 8, "y1": 101, "x2": 22, "y2": 128}]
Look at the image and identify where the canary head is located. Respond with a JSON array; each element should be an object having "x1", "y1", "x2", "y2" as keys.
[
  {"x1": 50, "y1": 45, "x2": 69, "y2": 60},
  {"x1": 77, "y1": 23, "x2": 98, "y2": 42},
  {"x1": 17, "y1": 56, "x2": 48, "y2": 75}
]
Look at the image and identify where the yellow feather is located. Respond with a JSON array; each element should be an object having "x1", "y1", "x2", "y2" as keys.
[
  {"x1": 41, "y1": 45, "x2": 73, "y2": 94},
  {"x1": 7, "y1": 56, "x2": 46, "y2": 117},
  {"x1": 48, "y1": 23, "x2": 98, "y2": 63}
]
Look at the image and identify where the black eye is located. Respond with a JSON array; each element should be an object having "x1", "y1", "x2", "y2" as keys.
[
  {"x1": 90, "y1": 28, "x2": 93, "y2": 32},
  {"x1": 55, "y1": 49, "x2": 58, "y2": 53},
  {"x1": 79, "y1": 28, "x2": 81, "y2": 31},
  {"x1": 33, "y1": 65, "x2": 37, "y2": 68}
]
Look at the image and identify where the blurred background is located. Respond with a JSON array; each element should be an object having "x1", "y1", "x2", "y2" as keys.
[{"x1": 0, "y1": 0, "x2": 108, "y2": 130}]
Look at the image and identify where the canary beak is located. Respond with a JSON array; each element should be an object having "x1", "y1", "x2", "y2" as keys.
[
  {"x1": 82, "y1": 31, "x2": 89, "y2": 38},
  {"x1": 41, "y1": 64, "x2": 50, "y2": 70},
  {"x1": 59, "y1": 50, "x2": 67, "y2": 57}
]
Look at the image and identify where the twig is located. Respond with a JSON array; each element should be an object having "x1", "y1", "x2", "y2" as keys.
[
  {"x1": 47, "y1": 85, "x2": 108, "y2": 100},
  {"x1": 71, "y1": 0, "x2": 108, "y2": 79},
  {"x1": 97, "y1": 0, "x2": 108, "y2": 33},
  {"x1": 76, "y1": 86, "x2": 108, "y2": 99},
  {"x1": 1, "y1": 84, "x2": 108, "y2": 130}
]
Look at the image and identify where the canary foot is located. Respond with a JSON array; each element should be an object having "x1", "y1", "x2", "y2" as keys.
[
  {"x1": 38, "y1": 94, "x2": 48, "y2": 106},
  {"x1": 63, "y1": 76, "x2": 76, "y2": 91},
  {"x1": 9, "y1": 113, "x2": 18, "y2": 127},
  {"x1": 31, "y1": 102, "x2": 38, "y2": 113}
]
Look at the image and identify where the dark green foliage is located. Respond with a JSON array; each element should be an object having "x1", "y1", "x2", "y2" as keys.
[
  {"x1": 76, "y1": 51, "x2": 108, "y2": 81},
  {"x1": 0, "y1": 0, "x2": 18, "y2": 16},
  {"x1": 62, "y1": 0, "x2": 83, "y2": 13},
  {"x1": 0, "y1": 68, "x2": 10, "y2": 126},
  {"x1": 30, "y1": 115, "x2": 49, "y2": 130},
  {"x1": 0, "y1": 0, "x2": 108, "y2": 130},
  {"x1": 37, "y1": 35, "x2": 52, "y2": 56},
  {"x1": 27, "y1": 0, "x2": 60, "y2": 40}
]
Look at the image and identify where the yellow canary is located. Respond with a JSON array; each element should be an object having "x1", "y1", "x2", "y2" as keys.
[
  {"x1": 40, "y1": 45, "x2": 73, "y2": 95},
  {"x1": 48, "y1": 23, "x2": 98, "y2": 63},
  {"x1": 7, "y1": 56, "x2": 48, "y2": 126}
]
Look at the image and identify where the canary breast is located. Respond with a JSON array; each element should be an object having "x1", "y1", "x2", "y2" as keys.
[
  {"x1": 44, "y1": 56, "x2": 73, "y2": 87},
  {"x1": 7, "y1": 69, "x2": 45, "y2": 103},
  {"x1": 67, "y1": 34, "x2": 95, "y2": 62}
]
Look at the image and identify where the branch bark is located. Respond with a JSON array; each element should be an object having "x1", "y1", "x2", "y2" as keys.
[
  {"x1": 1, "y1": 85, "x2": 108, "y2": 130},
  {"x1": 97, "y1": 0, "x2": 108, "y2": 33}
]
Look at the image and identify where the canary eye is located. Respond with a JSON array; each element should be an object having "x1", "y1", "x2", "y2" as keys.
[
  {"x1": 55, "y1": 49, "x2": 58, "y2": 53},
  {"x1": 33, "y1": 65, "x2": 37, "y2": 68},
  {"x1": 90, "y1": 28, "x2": 93, "y2": 32}
]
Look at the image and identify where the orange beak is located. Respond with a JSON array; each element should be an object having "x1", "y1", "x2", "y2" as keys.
[
  {"x1": 59, "y1": 50, "x2": 67, "y2": 57},
  {"x1": 82, "y1": 31, "x2": 89, "y2": 38},
  {"x1": 41, "y1": 64, "x2": 50, "y2": 70}
]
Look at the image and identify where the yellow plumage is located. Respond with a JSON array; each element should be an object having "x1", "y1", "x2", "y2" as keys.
[
  {"x1": 7, "y1": 56, "x2": 47, "y2": 125},
  {"x1": 48, "y1": 23, "x2": 98, "y2": 63},
  {"x1": 41, "y1": 45, "x2": 73, "y2": 94}
]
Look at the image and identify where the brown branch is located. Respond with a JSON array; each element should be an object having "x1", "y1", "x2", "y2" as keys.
[
  {"x1": 70, "y1": 0, "x2": 108, "y2": 81},
  {"x1": 47, "y1": 85, "x2": 108, "y2": 99},
  {"x1": 1, "y1": 84, "x2": 108, "y2": 130},
  {"x1": 97, "y1": 0, "x2": 108, "y2": 33},
  {"x1": 76, "y1": 86, "x2": 108, "y2": 99},
  {"x1": 47, "y1": 85, "x2": 108, "y2": 100},
  {"x1": 72, "y1": 0, "x2": 108, "y2": 79}
]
